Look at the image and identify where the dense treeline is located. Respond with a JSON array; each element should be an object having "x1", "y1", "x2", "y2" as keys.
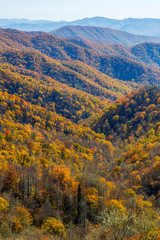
[
  {"x1": 92, "y1": 86, "x2": 160, "y2": 140},
  {"x1": 1, "y1": 28, "x2": 160, "y2": 85},
  {"x1": 0, "y1": 90, "x2": 116, "y2": 239},
  {"x1": 0, "y1": 50, "x2": 134, "y2": 100},
  {"x1": 1, "y1": 28, "x2": 160, "y2": 239},
  {"x1": 0, "y1": 63, "x2": 107, "y2": 122},
  {"x1": 66, "y1": 38, "x2": 160, "y2": 69},
  {"x1": 1, "y1": 87, "x2": 160, "y2": 239},
  {"x1": 92, "y1": 86, "x2": 160, "y2": 199}
]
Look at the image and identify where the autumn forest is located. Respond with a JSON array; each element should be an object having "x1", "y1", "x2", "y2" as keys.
[{"x1": 0, "y1": 25, "x2": 160, "y2": 240}]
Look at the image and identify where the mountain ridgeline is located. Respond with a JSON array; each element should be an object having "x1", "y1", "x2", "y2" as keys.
[
  {"x1": 1, "y1": 28, "x2": 160, "y2": 87},
  {"x1": 1, "y1": 17, "x2": 160, "y2": 36},
  {"x1": 1, "y1": 24, "x2": 160, "y2": 240},
  {"x1": 92, "y1": 86, "x2": 160, "y2": 140},
  {"x1": 52, "y1": 25, "x2": 160, "y2": 47}
]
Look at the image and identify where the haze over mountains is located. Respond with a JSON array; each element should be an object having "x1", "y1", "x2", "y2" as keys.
[
  {"x1": 1, "y1": 14, "x2": 160, "y2": 239},
  {"x1": 1, "y1": 17, "x2": 160, "y2": 36},
  {"x1": 52, "y1": 25, "x2": 160, "y2": 47}
]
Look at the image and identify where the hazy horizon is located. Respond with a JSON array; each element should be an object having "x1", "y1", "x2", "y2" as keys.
[
  {"x1": 1, "y1": 0, "x2": 160, "y2": 21},
  {"x1": 1, "y1": 16, "x2": 160, "y2": 22}
]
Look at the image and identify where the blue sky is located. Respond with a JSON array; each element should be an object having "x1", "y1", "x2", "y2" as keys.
[{"x1": 1, "y1": 0, "x2": 160, "y2": 21}]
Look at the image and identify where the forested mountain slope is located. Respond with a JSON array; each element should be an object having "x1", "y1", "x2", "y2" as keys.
[
  {"x1": 1, "y1": 25, "x2": 160, "y2": 239},
  {"x1": 66, "y1": 38, "x2": 160, "y2": 70},
  {"x1": 92, "y1": 86, "x2": 160, "y2": 140},
  {"x1": 1, "y1": 28, "x2": 160, "y2": 87},
  {"x1": 52, "y1": 25, "x2": 160, "y2": 47},
  {"x1": 1, "y1": 86, "x2": 160, "y2": 239},
  {"x1": 91, "y1": 86, "x2": 160, "y2": 205}
]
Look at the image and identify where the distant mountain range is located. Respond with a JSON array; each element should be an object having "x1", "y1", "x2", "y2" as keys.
[
  {"x1": 2, "y1": 19, "x2": 160, "y2": 239},
  {"x1": 1, "y1": 17, "x2": 160, "y2": 36},
  {"x1": 1, "y1": 28, "x2": 160, "y2": 87},
  {"x1": 52, "y1": 25, "x2": 160, "y2": 47},
  {"x1": 0, "y1": 28, "x2": 138, "y2": 122},
  {"x1": 2, "y1": 27, "x2": 160, "y2": 120}
]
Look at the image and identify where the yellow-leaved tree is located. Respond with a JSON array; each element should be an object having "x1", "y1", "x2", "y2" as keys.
[
  {"x1": 42, "y1": 217, "x2": 66, "y2": 238},
  {"x1": 0, "y1": 197, "x2": 9, "y2": 212},
  {"x1": 12, "y1": 206, "x2": 33, "y2": 233}
]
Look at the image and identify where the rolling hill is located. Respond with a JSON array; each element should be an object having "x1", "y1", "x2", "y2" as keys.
[
  {"x1": 0, "y1": 28, "x2": 141, "y2": 124},
  {"x1": 92, "y1": 86, "x2": 160, "y2": 140},
  {"x1": 52, "y1": 25, "x2": 160, "y2": 47},
  {"x1": 1, "y1": 84, "x2": 160, "y2": 239},
  {"x1": 1, "y1": 24, "x2": 160, "y2": 240},
  {"x1": 91, "y1": 86, "x2": 160, "y2": 199},
  {"x1": 0, "y1": 28, "x2": 160, "y2": 87},
  {"x1": 65, "y1": 38, "x2": 160, "y2": 70}
]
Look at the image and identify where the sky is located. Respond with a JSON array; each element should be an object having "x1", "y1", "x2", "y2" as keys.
[{"x1": 1, "y1": 0, "x2": 160, "y2": 21}]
